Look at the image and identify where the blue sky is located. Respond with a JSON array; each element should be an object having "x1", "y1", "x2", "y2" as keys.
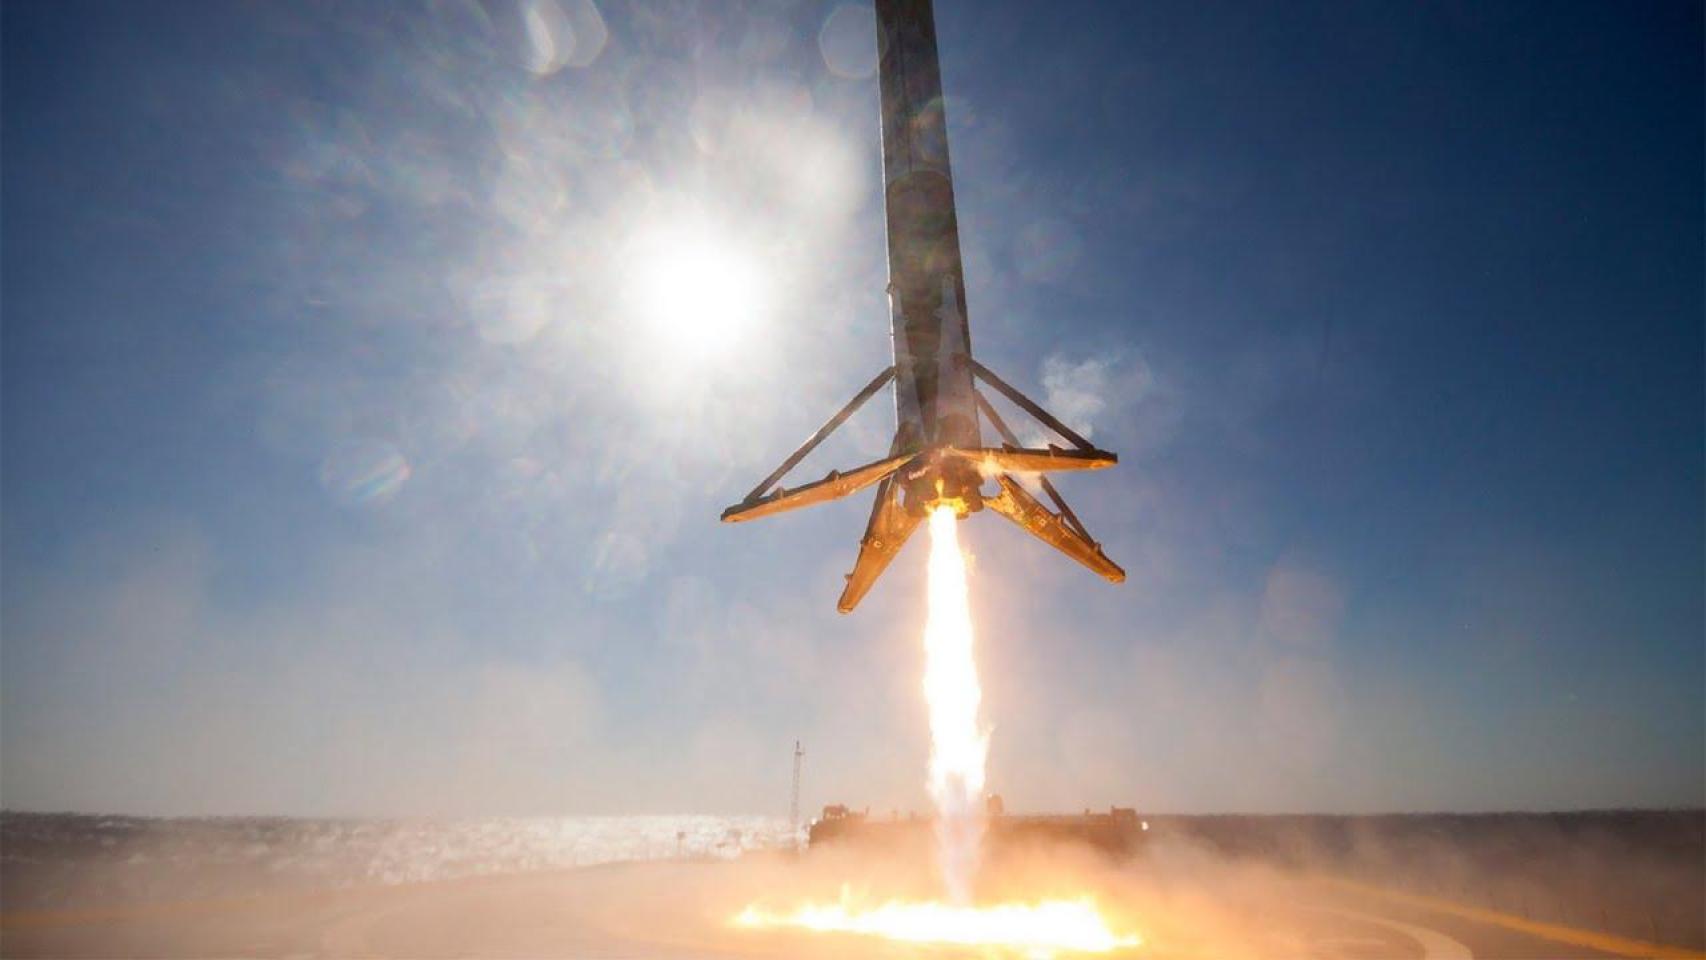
[{"x1": 3, "y1": 0, "x2": 1700, "y2": 817}]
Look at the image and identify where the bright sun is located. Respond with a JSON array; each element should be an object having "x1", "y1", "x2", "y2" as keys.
[{"x1": 625, "y1": 221, "x2": 765, "y2": 362}]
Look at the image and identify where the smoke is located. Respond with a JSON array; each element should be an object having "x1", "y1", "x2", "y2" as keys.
[
  {"x1": 1024, "y1": 351, "x2": 1180, "y2": 457},
  {"x1": 6, "y1": 811, "x2": 1699, "y2": 956},
  {"x1": 1041, "y1": 354, "x2": 1112, "y2": 440}
]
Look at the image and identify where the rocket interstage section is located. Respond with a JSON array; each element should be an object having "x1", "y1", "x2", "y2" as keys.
[{"x1": 721, "y1": 0, "x2": 1124, "y2": 612}]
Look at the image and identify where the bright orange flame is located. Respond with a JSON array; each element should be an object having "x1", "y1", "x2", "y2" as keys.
[
  {"x1": 731, "y1": 508, "x2": 1139, "y2": 956},
  {"x1": 734, "y1": 892, "x2": 1141, "y2": 956},
  {"x1": 923, "y1": 504, "x2": 988, "y2": 901}
]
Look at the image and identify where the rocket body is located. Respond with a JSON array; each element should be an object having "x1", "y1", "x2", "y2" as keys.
[
  {"x1": 877, "y1": 0, "x2": 977, "y2": 453},
  {"x1": 720, "y1": 0, "x2": 1124, "y2": 612},
  {"x1": 876, "y1": 0, "x2": 983, "y2": 513}
]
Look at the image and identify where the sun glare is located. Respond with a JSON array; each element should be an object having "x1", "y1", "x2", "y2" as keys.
[{"x1": 625, "y1": 222, "x2": 764, "y2": 362}]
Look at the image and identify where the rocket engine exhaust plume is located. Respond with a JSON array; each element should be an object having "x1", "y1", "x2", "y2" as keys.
[
  {"x1": 733, "y1": 893, "x2": 1139, "y2": 955},
  {"x1": 923, "y1": 505, "x2": 989, "y2": 903},
  {"x1": 728, "y1": 510, "x2": 1141, "y2": 955}
]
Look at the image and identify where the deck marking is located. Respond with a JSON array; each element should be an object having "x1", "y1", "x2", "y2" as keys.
[
  {"x1": 1318, "y1": 874, "x2": 1706, "y2": 960},
  {"x1": 1306, "y1": 907, "x2": 1472, "y2": 960}
]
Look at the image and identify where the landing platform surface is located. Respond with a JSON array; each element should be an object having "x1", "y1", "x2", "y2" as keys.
[{"x1": 4, "y1": 858, "x2": 1699, "y2": 959}]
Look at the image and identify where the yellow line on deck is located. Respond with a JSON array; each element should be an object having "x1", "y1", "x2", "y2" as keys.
[{"x1": 1318, "y1": 874, "x2": 1706, "y2": 960}]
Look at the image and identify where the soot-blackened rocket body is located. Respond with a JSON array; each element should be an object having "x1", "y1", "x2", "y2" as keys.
[{"x1": 722, "y1": 0, "x2": 1125, "y2": 612}]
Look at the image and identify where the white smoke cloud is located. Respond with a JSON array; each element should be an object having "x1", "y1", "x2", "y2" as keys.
[
  {"x1": 1041, "y1": 354, "x2": 1114, "y2": 440},
  {"x1": 1020, "y1": 351, "x2": 1179, "y2": 458}
]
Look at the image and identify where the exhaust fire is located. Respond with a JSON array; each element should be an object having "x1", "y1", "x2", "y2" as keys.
[
  {"x1": 734, "y1": 891, "x2": 1139, "y2": 955},
  {"x1": 730, "y1": 507, "x2": 1141, "y2": 956},
  {"x1": 923, "y1": 504, "x2": 988, "y2": 902}
]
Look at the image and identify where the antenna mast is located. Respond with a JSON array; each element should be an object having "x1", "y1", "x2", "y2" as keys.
[{"x1": 789, "y1": 740, "x2": 805, "y2": 844}]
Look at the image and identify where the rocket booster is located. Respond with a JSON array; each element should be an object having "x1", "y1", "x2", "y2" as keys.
[
  {"x1": 722, "y1": 0, "x2": 1125, "y2": 612},
  {"x1": 878, "y1": 0, "x2": 978, "y2": 460}
]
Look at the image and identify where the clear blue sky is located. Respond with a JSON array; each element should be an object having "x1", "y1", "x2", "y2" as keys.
[{"x1": 3, "y1": 0, "x2": 1700, "y2": 817}]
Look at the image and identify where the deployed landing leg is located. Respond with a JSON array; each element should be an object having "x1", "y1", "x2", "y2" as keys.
[
  {"x1": 839, "y1": 471, "x2": 923, "y2": 613},
  {"x1": 972, "y1": 372, "x2": 1125, "y2": 583},
  {"x1": 721, "y1": 368, "x2": 908, "y2": 524},
  {"x1": 720, "y1": 362, "x2": 1126, "y2": 611}
]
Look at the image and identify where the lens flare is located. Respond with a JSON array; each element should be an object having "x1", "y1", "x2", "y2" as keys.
[{"x1": 923, "y1": 503, "x2": 988, "y2": 902}]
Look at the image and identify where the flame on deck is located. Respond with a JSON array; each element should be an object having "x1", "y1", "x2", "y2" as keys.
[
  {"x1": 731, "y1": 507, "x2": 1139, "y2": 956},
  {"x1": 734, "y1": 890, "x2": 1141, "y2": 956}
]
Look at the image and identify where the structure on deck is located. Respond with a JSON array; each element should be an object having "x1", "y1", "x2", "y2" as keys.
[{"x1": 807, "y1": 802, "x2": 1151, "y2": 857}]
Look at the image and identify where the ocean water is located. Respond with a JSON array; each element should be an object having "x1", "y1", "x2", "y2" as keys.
[{"x1": 0, "y1": 812, "x2": 797, "y2": 911}]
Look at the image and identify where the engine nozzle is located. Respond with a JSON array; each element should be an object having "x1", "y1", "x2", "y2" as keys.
[{"x1": 899, "y1": 448, "x2": 985, "y2": 518}]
